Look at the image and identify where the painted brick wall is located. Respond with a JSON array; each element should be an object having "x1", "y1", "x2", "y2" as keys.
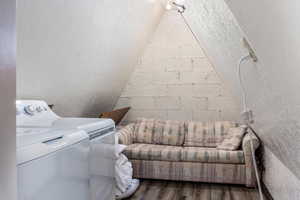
[{"x1": 114, "y1": 11, "x2": 240, "y2": 123}]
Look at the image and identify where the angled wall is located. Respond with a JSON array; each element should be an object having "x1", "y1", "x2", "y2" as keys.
[
  {"x1": 183, "y1": 0, "x2": 300, "y2": 199},
  {"x1": 225, "y1": 1, "x2": 300, "y2": 198},
  {"x1": 17, "y1": 0, "x2": 164, "y2": 117},
  {"x1": 115, "y1": 11, "x2": 239, "y2": 123}
]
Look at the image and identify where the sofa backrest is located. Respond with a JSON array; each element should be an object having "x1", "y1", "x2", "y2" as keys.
[
  {"x1": 132, "y1": 118, "x2": 238, "y2": 147},
  {"x1": 184, "y1": 121, "x2": 237, "y2": 147},
  {"x1": 133, "y1": 118, "x2": 185, "y2": 146}
]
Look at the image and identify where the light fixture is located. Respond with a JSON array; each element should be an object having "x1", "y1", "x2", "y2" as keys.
[
  {"x1": 165, "y1": 1, "x2": 186, "y2": 13},
  {"x1": 165, "y1": 3, "x2": 172, "y2": 10}
]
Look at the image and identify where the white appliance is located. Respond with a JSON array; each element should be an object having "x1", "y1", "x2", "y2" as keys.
[
  {"x1": 17, "y1": 128, "x2": 90, "y2": 200},
  {"x1": 17, "y1": 100, "x2": 116, "y2": 200}
]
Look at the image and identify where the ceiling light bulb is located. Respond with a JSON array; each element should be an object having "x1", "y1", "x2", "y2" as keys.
[
  {"x1": 174, "y1": 0, "x2": 185, "y2": 4},
  {"x1": 165, "y1": 3, "x2": 172, "y2": 10}
]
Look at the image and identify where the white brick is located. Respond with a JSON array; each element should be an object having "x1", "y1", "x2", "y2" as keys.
[
  {"x1": 165, "y1": 57, "x2": 195, "y2": 72},
  {"x1": 153, "y1": 71, "x2": 180, "y2": 84},
  {"x1": 139, "y1": 58, "x2": 164, "y2": 70},
  {"x1": 180, "y1": 44, "x2": 205, "y2": 58},
  {"x1": 180, "y1": 71, "x2": 208, "y2": 84},
  {"x1": 128, "y1": 72, "x2": 153, "y2": 86},
  {"x1": 139, "y1": 56, "x2": 154, "y2": 66},
  {"x1": 134, "y1": 65, "x2": 152, "y2": 74},
  {"x1": 208, "y1": 96, "x2": 239, "y2": 110},
  {"x1": 114, "y1": 97, "x2": 130, "y2": 109},
  {"x1": 130, "y1": 97, "x2": 155, "y2": 110},
  {"x1": 192, "y1": 58, "x2": 214, "y2": 72},
  {"x1": 219, "y1": 109, "x2": 240, "y2": 121},
  {"x1": 193, "y1": 84, "x2": 222, "y2": 97},
  {"x1": 163, "y1": 46, "x2": 183, "y2": 58},
  {"x1": 114, "y1": 12, "x2": 238, "y2": 123},
  {"x1": 123, "y1": 110, "x2": 168, "y2": 122},
  {"x1": 181, "y1": 97, "x2": 208, "y2": 111},
  {"x1": 155, "y1": 97, "x2": 181, "y2": 110},
  {"x1": 167, "y1": 110, "x2": 193, "y2": 121},
  {"x1": 203, "y1": 71, "x2": 222, "y2": 84},
  {"x1": 219, "y1": 86, "x2": 235, "y2": 97},
  {"x1": 122, "y1": 84, "x2": 167, "y2": 97},
  {"x1": 192, "y1": 110, "x2": 220, "y2": 121},
  {"x1": 120, "y1": 85, "x2": 132, "y2": 96},
  {"x1": 143, "y1": 46, "x2": 167, "y2": 60},
  {"x1": 181, "y1": 70, "x2": 221, "y2": 84},
  {"x1": 166, "y1": 84, "x2": 195, "y2": 96},
  {"x1": 192, "y1": 97, "x2": 208, "y2": 110}
]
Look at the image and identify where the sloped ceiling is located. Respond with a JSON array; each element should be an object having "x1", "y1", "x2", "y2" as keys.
[
  {"x1": 183, "y1": 0, "x2": 300, "y2": 198},
  {"x1": 224, "y1": 0, "x2": 300, "y2": 196},
  {"x1": 17, "y1": 0, "x2": 164, "y2": 117}
]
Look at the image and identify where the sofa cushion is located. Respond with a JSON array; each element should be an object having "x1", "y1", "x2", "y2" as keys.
[
  {"x1": 217, "y1": 127, "x2": 246, "y2": 150},
  {"x1": 133, "y1": 118, "x2": 155, "y2": 144},
  {"x1": 184, "y1": 121, "x2": 237, "y2": 147},
  {"x1": 124, "y1": 143, "x2": 183, "y2": 162},
  {"x1": 133, "y1": 118, "x2": 185, "y2": 146},
  {"x1": 181, "y1": 147, "x2": 245, "y2": 164},
  {"x1": 117, "y1": 123, "x2": 135, "y2": 145}
]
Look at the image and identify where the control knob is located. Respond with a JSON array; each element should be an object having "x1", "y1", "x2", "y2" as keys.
[
  {"x1": 24, "y1": 105, "x2": 36, "y2": 115},
  {"x1": 36, "y1": 106, "x2": 44, "y2": 112}
]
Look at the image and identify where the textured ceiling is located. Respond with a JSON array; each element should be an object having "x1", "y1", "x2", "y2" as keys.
[
  {"x1": 224, "y1": 0, "x2": 300, "y2": 181},
  {"x1": 184, "y1": 0, "x2": 300, "y2": 188}
]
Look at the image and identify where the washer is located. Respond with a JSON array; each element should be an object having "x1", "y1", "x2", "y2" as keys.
[
  {"x1": 17, "y1": 128, "x2": 90, "y2": 200},
  {"x1": 17, "y1": 100, "x2": 116, "y2": 200}
]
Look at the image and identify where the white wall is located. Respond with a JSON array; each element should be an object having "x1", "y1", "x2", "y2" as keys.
[
  {"x1": 17, "y1": 0, "x2": 164, "y2": 117},
  {"x1": 264, "y1": 148, "x2": 300, "y2": 199},
  {"x1": 224, "y1": 1, "x2": 300, "y2": 198},
  {"x1": 115, "y1": 11, "x2": 239, "y2": 123},
  {"x1": 184, "y1": 0, "x2": 300, "y2": 199},
  {"x1": 0, "y1": 0, "x2": 16, "y2": 199}
]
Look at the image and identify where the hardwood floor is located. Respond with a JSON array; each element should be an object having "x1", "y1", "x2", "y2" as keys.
[{"x1": 126, "y1": 180, "x2": 267, "y2": 200}]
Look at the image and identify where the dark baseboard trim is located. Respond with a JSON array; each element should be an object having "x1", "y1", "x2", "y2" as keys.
[{"x1": 262, "y1": 182, "x2": 274, "y2": 200}]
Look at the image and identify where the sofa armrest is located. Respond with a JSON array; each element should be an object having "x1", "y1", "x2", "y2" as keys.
[
  {"x1": 117, "y1": 123, "x2": 135, "y2": 145},
  {"x1": 242, "y1": 132, "x2": 260, "y2": 187}
]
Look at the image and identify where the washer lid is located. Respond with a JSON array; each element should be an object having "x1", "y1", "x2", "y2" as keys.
[
  {"x1": 17, "y1": 130, "x2": 88, "y2": 165},
  {"x1": 17, "y1": 128, "x2": 79, "y2": 148},
  {"x1": 51, "y1": 118, "x2": 115, "y2": 133},
  {"x1": 16, "y1": 100, "x2": 115, "y2": 133}
]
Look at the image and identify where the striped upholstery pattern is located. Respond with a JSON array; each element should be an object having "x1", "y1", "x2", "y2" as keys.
[
  {"x1": 124, "y1": 144, "x2": 245, "y2": 164},
  {"x1": 117, "y1": 119, "x2": 260, "y2": 187},
  {"x1": 118, "y1": 123, "x2": 135, "y2": 145},
  {"x1": 242, "y1": 133, "x2": 260, "y2": 187},
  {"x1": 181, "y1": 147, "x2": 245, "y2": 164},
  {"x1": 124, "y1": 144, "x2": 183, "y2": 162},
  {"x1": 133, "y1": 118, "x2": 155, "y2": 144},
  {"x1": 184, "y1": 121, "x2": 237, "y2": 147},
  {"x1": 131, "y1": 160, "x2": 247, "y2": 185},
  {"x1": 134, "y1": 118, "x2": 185, "y2": 146}
]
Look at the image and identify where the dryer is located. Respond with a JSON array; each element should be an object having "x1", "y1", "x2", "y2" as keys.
[{"x1": 17, "y1": 100, "x2": 116, "y2": 200}]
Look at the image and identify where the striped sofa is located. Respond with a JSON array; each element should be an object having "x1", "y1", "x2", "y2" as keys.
[{"x1": 118, "y1": 118, "x2": 260, "y2": 187}]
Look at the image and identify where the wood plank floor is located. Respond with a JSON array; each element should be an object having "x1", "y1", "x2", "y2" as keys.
[{"x1": 126, "y1": 180, "x2": 267, "y2": 200}]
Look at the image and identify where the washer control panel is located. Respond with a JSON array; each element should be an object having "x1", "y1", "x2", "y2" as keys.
[
  {"x1": 24, "y1": 105, "x2": 37, "y2": 115},
  {"x1": 18, "y1": 103, "x2": 49, "y2": 116},
  {"x1": 16, "y1": 100, "x2": 60, "y2": 127}
]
